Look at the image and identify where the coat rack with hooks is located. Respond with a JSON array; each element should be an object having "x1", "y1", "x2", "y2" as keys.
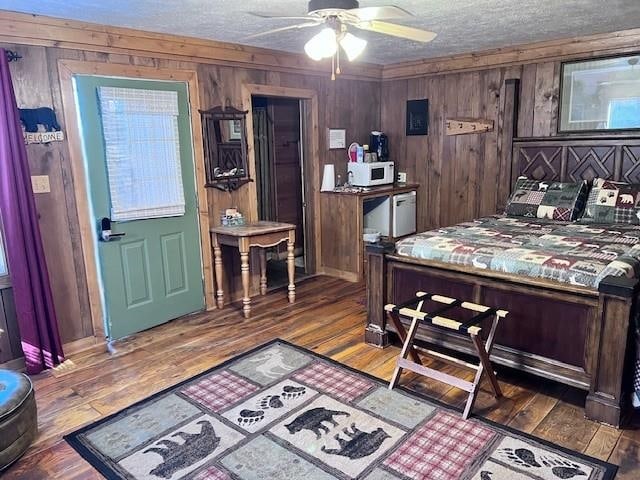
[{"x1": 6, "y1": 50, "x2": 22, "y2": 62}]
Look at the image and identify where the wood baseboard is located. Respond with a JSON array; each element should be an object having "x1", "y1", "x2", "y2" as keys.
[
  {"x1": 1, "y1": 335, "x2": 105, "y2": 371},
  {"x1": 320, "y1": 267, "x2": 361, "y2": 283},
  {"x1": 0, "y1": 337, "x2": 105, "y2": 371},
  {"x1": 63, "y1": 335, "x2": 105, "y2": 356}
]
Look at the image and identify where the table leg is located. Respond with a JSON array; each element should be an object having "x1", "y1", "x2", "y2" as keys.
[
  {"x1": 240, "y1": 240, "x2": 251, "y2": 318},
  {"x1": 259, "y1": 248, "x2": 267, "y2": 295},
  {"x1": 212, "y1": 236, "x2": 224, "y2": 309},
  {"x1": 287, "y1": 232, "x2": 295, "y2": 303},
  {"x1": 388, "y1": 312, "x2": 423, "y2": 366}
]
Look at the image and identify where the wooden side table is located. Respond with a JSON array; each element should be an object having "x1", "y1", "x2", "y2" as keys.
[{"x1": 210, "y1": 221, "x2": 296, "y2": 318}]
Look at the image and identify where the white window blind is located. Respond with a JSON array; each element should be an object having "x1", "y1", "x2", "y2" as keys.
[{"x1": 98, "y1": 86, "x2": 186, "y2": 222}]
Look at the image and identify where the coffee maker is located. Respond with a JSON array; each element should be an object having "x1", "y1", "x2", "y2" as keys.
[{"x1": 370, "y1": 131, "x2": 389, "y2": 161}]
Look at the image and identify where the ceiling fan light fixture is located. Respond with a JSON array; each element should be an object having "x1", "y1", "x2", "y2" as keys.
[
  {"x1": 339, "y1": 32, "x2": 367, "y2": 61},
  {"x1": 304, "y1": 27, "x2": 337, "y2": 61}
]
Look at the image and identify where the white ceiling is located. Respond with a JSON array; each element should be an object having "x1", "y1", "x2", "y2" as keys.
[{"x1": 2, "y1": 1, "x2": 640, "y2": 64}]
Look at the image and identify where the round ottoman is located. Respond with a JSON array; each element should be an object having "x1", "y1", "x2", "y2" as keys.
[{"x1": 0, "y1": 369, "x2": 37, "y2": 471}]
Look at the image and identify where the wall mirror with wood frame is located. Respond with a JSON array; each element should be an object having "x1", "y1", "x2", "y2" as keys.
[
  {"x1": 559, "y1": 54, "x2": 640, "y2": 133},
  {"x1": 200, "y1": 106, "x2": 251, "y2": 191}
]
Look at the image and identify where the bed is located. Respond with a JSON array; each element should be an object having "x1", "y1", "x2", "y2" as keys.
[
  {"x1": 365, "y1": 136, "x2": 640, "y2": 427},
  {"x1": 395, "y1": 216, "x2": 640, "y2": 288}
]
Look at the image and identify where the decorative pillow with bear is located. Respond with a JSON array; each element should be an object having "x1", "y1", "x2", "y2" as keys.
[
  {"x1": 505, "y1": 177, "x2": 588, "y2": 221},
  {"x1": 580, "y1": 178, "x2": 640, "y2": 224}
]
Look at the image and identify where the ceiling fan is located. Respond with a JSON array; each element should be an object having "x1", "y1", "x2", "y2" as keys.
[{"x1": 247, "y1": 0, "x2": 437, "y2": 79}]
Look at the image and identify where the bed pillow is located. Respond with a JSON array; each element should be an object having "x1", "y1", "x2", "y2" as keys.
[
  {"x1": 505, "y1": 177, "x2": 588, "y2": 221},
  {"x1": 580, "y1": 178, "x2": 640, "y2": 224}
]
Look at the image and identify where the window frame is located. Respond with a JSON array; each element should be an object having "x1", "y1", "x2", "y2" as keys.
[
  {"x1": 558, "y1": 53, "x2": 640, "y2": 134},
  {"x1": 0, "y1": 215, "x2": 10, "y2": 289}
]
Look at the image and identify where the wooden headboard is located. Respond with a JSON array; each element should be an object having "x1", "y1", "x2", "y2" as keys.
[{"x1": 511, "y1": 136, "x2": 640, "y2": 191}]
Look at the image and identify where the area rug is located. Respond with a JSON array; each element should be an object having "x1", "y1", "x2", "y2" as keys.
[{"x1": 65, "y1": 339, "x2": 617, "y2": 480}]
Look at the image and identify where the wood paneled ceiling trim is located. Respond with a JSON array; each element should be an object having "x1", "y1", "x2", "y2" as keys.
[
  {"x1": 382, "y1": 28, "x2": 640, "y2": 80},
  {"x1": 0, "y1": 11, "x2": 382, "y2": 80},
  {"x1": 2, "y1": 10, "x2": 640, "y2": 81}
]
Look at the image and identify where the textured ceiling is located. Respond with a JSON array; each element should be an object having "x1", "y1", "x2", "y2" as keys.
[{"x1": 2, "y1": 0, "x2": 640, "y2": 64}]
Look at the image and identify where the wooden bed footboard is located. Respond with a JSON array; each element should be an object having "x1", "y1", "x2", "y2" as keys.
[{"x1": 365, "y1": 244, "x2": 639, "y2": 427}]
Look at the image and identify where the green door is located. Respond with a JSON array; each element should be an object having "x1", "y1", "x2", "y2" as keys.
[{"x1": 75, "y1": 76, "x2": 204, "y2": 340}]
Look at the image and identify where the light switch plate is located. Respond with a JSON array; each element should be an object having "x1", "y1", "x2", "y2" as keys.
[
  {"x1": 31, "y1": 175, "x2": 51, "y2": 193},
  {"x1": 397, "y1": 172, "x2": 407, "y2": 183}
]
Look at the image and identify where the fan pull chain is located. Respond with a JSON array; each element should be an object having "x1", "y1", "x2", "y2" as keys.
[
  {"x1": 336, "y1": 46, "x2": 341, "y2": 76},
  {"x1": 331, "y1": 54, "x2": 336, "y2": 81}
]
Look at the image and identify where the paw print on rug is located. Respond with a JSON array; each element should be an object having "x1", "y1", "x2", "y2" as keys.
[
  {"x1": 258, "y1": 395, "x2": 284, "y2": 410},
  {"x1": 497, "y1": 447, "x2": 541, "y2": 468},
  {"x1": 237, "y1": 409, "x2": 264, "y2": 426},
  {"x1": 282, "y1": 385, "x2": 306, "y2": 400},
  {"x1": 497, "y1": 447, "x2": 587, "y2": 479},
  {"x1": 540, "y1": 456, "x2": 587, "y2": 479}
]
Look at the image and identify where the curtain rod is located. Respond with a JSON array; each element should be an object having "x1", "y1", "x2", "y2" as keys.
[{"x1": 6, "y1": 50, "x2": 22, "y2": 62}]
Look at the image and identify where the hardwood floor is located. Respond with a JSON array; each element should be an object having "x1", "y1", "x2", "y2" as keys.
[{"x1": 4, "y1": 275, "x2": 640, "y2": 479}]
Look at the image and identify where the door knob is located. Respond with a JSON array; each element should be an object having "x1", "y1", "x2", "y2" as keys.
[{"x1": 99, "y1": 217, "x2": 125, "y2": 242}]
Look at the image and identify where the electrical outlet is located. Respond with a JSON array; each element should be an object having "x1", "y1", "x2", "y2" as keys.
[
  {"x1": 397, "y1": 172, "x2": 407, "y2": 183},
  {"x1": 31, "y1": 175, "x2": 51, "y2": 193}
]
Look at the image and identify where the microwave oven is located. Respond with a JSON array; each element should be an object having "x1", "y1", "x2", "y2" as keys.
[{"x1": 348, "y1": 161, "x2": 394, "y2": 187}]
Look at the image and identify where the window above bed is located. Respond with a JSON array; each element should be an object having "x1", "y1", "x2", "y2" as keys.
[{"x1": 560, "y1": 54, "x2": 640, "y2": 133}]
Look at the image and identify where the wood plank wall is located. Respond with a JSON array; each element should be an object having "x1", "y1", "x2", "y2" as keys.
[
  {"x1": 381, "y1": 61, "x2": 563, "y2": 232},
  {"x1": 3, "y1": 12, "x2": 638, "y2": 353},
  {"x1": 2, "y1": 42, "x2": 380, "y2": 351}
]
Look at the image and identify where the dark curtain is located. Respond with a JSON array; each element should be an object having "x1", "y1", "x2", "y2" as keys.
[
  {"x1": 253, "y1": 106, "x2": 276, "y2": 221},
  {"x1": 0, "y1": 49, "x2": 64, "y2": 373}
]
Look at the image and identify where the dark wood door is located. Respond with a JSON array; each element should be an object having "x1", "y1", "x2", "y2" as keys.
[{"x1": 271, "y1": 99, "x2": 304, "y2": 251}]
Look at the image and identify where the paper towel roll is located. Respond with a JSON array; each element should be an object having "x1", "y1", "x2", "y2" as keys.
[{"x1": 321, "y1": 164, "x2": 335, "y2": 192}]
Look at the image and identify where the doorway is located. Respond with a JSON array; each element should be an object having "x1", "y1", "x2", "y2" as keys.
[
  {"x1": 252, "y1": 96, "x2": 309, "y2": 289},
  {"x1": 74, "y1": 76, "x2": 205, "y2": 340}
]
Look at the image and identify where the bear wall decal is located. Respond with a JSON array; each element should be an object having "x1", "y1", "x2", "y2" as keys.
[{"x1": 18, "y1": 107, "x2": 61, "y2": 133}]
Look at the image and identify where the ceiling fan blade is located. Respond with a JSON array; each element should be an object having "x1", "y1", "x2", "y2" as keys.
[
  {"x1": 247, "y1": 12, "x2": 315, "y2": 20},
  {"x1": 244, "y1": 22, "x2": 320, "y2": 40},
  {"x1": 354, "y1": 20, "x2": 437, "y2": 43},
  {"x1": 347, "y1": 6, "x2": 413, "y2": 21}
]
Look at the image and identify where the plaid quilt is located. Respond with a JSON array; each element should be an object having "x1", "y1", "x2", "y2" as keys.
[{"x1": 395, "y1": 216, "x2": 640, "y2": 288}]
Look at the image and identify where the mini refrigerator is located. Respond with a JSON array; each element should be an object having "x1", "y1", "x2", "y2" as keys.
[
  {"x1": 363, "y1": 196, "x2": 390, "y2": 237},
  {"x1": 393, "y1": 191, "x2": 417, "y2": 238}
]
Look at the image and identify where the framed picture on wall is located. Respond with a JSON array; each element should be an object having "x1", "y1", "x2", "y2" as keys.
[
  {"x1": 406, "y1": 99, "x2": 429, "y2": 136},
  {"x1": 559, "y1": 54, "x2": 640, "y2": 133}
]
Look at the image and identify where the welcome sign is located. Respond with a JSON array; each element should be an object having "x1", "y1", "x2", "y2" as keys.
[{"x1": 23, "y1": 130, "x2": 65, "y2": 144}]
